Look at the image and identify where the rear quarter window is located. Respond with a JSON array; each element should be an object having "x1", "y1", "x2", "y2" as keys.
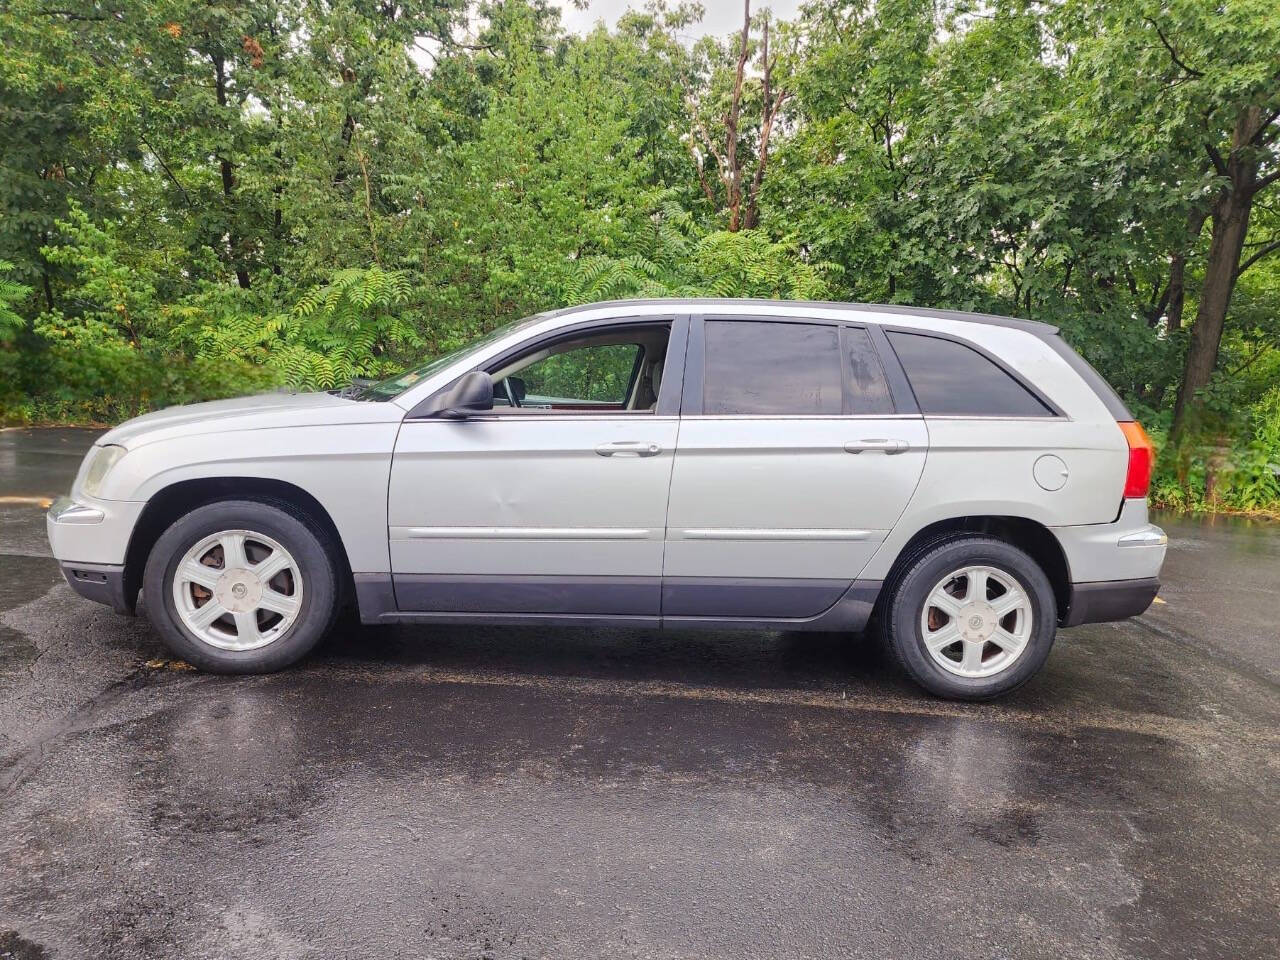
[{"x1": 887, "y1": 331, "x2": 1054, "y2": 417}]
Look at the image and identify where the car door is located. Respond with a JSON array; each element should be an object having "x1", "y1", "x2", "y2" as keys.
[
  {"x1": 662, "y1": 314, "x2": 929, "y2": 621},
  {"x1": 387, "y1": 316, "x2": 686, "y2": 620}
]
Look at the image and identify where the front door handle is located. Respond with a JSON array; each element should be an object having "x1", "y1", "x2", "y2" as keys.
[
  {"x1": 595, "y1": 440, "x2": 663, "y2": 457},
  {"x1": 844, "y1": 439, "x2": 910, "y2": 455}
]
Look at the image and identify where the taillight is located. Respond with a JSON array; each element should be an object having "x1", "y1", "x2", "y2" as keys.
[{"x1": 1118, "y1": 421, "x2": 1154, "y2": 499}]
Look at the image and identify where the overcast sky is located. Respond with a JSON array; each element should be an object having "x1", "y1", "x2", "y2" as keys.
[
  {"x1": 411, "y1": 1, "x2": 804, "y2": 70},
  {"x1": 556, "y1": 0, "x2": 804, "y2": 39}
]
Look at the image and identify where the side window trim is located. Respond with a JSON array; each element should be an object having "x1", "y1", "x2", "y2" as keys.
[
  {"x1": 657, "y1": 314, "x2": 690, "y2": 417},
  {"x1": 882, "y1": 325, "x2": 1065, "y2": 418},
  {"x1": 866, "y1": 324, "x2": 919, "y2": 415},
  {"x1": 680, "y1": 313, "x2": 707, "y2": 416}
]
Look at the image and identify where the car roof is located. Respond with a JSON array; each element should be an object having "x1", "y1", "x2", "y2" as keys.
[{"x1": 544, "y1": 299, "x2": 1060, "y2": 338}]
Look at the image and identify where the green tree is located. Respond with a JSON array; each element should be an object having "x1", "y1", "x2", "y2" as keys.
[
  {"x1": 1063, "y1": 0, "x2": 1280, "y2": 436},
  {"x1": 1, "y1": 0, "x2": 1278, "y2": 513}
]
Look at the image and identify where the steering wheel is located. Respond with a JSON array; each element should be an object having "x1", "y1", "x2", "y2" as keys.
[{"x1": 500, "y1": 377, "x2": 522, "y2": 408}]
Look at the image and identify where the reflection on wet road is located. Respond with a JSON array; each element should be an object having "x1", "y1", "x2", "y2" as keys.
[{"x1": 1, "y1": 428, "x2": 1277, "y2": 959}]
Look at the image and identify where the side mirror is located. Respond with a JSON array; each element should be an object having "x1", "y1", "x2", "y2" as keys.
[{"x1": 428, "y1": 370, "x2": 494, "y2": 419}]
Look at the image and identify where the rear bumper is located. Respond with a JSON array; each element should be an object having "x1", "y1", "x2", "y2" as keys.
[
  {"x1": 58, "y1": 561, "x2": 134, "y2": 615},
  {"x1": 1050, "y1": 498, "x2": 1167, "y2": 584},
  {"x1": 1052, "y1": 499, "x2": 1165, "y2": 627},
  {"x1": 1061, "y1": 577, "x2": 1159, "y2": 627}
]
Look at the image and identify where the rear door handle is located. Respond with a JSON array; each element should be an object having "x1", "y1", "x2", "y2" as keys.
[
  {"x1": 595, "y1": 440, "x2": 663, "y2": 457},
  {"x1": 844, "y1": 439, "x2": 910, "y2": 455}
]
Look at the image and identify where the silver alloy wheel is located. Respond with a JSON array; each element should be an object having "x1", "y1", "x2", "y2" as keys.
[
  {"x1": 919, "y1": 564, "x2": 1033, "y2": 679},
  {"x1": 171, "y1": 529, "x2": 303, "y2": 651}
]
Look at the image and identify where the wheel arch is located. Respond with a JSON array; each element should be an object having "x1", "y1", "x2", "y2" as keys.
[
  {"x1": 877, "y1": 515, "x2": 1072, "y2": 623},
  {"x1": 123, "y1": 477, "x2": 355, "y2": 615}
]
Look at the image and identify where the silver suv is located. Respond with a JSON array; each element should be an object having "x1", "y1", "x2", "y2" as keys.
[{"x1": 46, "y1": 300, "x2": 1166, "y2": 699}]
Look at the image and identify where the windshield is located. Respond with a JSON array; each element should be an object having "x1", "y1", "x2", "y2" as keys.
[{"x1": 355, "y1": 312, "x2": 549, "y2": 401}]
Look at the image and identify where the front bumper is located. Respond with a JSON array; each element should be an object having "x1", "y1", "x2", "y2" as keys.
[
  {"x1": 47, "y1": 495, "x2": 145, "y2": 615},
  {"x1": 58, "y1": 561, "x2": 134, "y2": 615},
  {"x1": 46, "y1": 495, "x2": 144, "y2": 566}
]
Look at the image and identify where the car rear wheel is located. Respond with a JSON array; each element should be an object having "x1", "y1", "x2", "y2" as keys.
[
  {"x1": 884, "y1": 535, "x2": 1057, "y2": 700},
  {"x1": 142, "y1": 499, "x2": 339, "y2": 673}
]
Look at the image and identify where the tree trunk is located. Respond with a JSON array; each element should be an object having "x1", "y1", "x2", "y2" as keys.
[
  {"x1": 1163, "y1": 206, "x2": 1207, "y2": 331},
  {"x1": 1170, "y1": 108, "x2": 1260, "y2": 438},
  {"x1": 213, "y1": 52, "x2": 251, "y2": 290},
  {"x1": 724, "y1": 0, "x2": 751, "y2": 232},
  {"x1": 742, "y1": 15, "x2": 786, "y2": 231},
  {"x1": 39, "y1": 230, "x2": 54, "y2": 311},
  {"x1": 1164, "y1": 253, "x2": 1188, "y2": 331}
]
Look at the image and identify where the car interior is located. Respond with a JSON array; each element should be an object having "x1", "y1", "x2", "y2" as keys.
[{"x1": 486, "y1": 323, "x2": 671, "y2": 413}]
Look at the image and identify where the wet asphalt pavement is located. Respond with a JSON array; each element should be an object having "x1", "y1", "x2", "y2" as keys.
[{"x1": 0, "y1": 428, "x2": 1276, "y2": 960}]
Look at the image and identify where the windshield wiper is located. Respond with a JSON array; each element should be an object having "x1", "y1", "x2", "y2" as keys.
[{"x1": 332, "y1": 377, "x2": 377, "y2": 400}]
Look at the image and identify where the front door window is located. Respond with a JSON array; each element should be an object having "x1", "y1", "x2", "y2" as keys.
[
  {"x1": 498, "y1": 342, "x2": 643, "y2": 411},
  {"x1": 491, "y1": 325, "x2": 670, "y2": 413}
]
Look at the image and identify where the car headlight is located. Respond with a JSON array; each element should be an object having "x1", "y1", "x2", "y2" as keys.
[{"x1": 81, "y1": 444, "x2": 127, "y2": 498}]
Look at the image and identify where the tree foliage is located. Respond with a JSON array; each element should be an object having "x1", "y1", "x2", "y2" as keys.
[{"x1": 1, "y1": 0, "x2": 1278, "y2": 511}]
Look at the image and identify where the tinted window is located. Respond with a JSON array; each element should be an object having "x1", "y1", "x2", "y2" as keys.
[
  {"x1": 704, "y1": 321, "x2": 842, "y2": 415},
  {"x1": 844, "y1": 327, "x2": 895, "y2": 415},
  {"x1": 887, "y1": 331, "x2": 1053, "y2": 416}
]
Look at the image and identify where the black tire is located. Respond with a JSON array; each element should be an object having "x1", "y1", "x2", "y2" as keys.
[
  {"x1": 883, "y1": 535, "x2": 1057, "y2": 700},
  {"x1": 142, "y1": 499, "x2": 339, "y2": 673}
]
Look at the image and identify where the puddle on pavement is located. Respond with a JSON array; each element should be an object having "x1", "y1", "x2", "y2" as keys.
[{"x1": 0, "y1": 930, "x2": 50, "y2": 960}]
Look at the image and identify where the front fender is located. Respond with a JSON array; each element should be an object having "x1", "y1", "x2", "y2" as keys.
[{"x1": 103, "y1": 422, "x2": 400, "y2": 574}]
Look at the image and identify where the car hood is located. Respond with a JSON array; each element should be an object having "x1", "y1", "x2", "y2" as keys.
[{"x1": 99, "y1": 391, "x2": 377, "y2": 449}]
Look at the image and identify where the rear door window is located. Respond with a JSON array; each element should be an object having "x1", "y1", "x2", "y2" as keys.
[
  {"x1": 886, "y1": 331, "x2": 1054, "y2": 417},
  {"x1": 703, "y1": 321, "x2": 843, "y2": 415}
]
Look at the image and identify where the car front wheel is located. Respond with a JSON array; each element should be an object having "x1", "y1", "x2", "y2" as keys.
[
  {"x1": 884, "y1": 535, "x2": 1057, "y2": 700},
  {"x1": 142, "y1": 499, "x2": 340, "y2": 673}
]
